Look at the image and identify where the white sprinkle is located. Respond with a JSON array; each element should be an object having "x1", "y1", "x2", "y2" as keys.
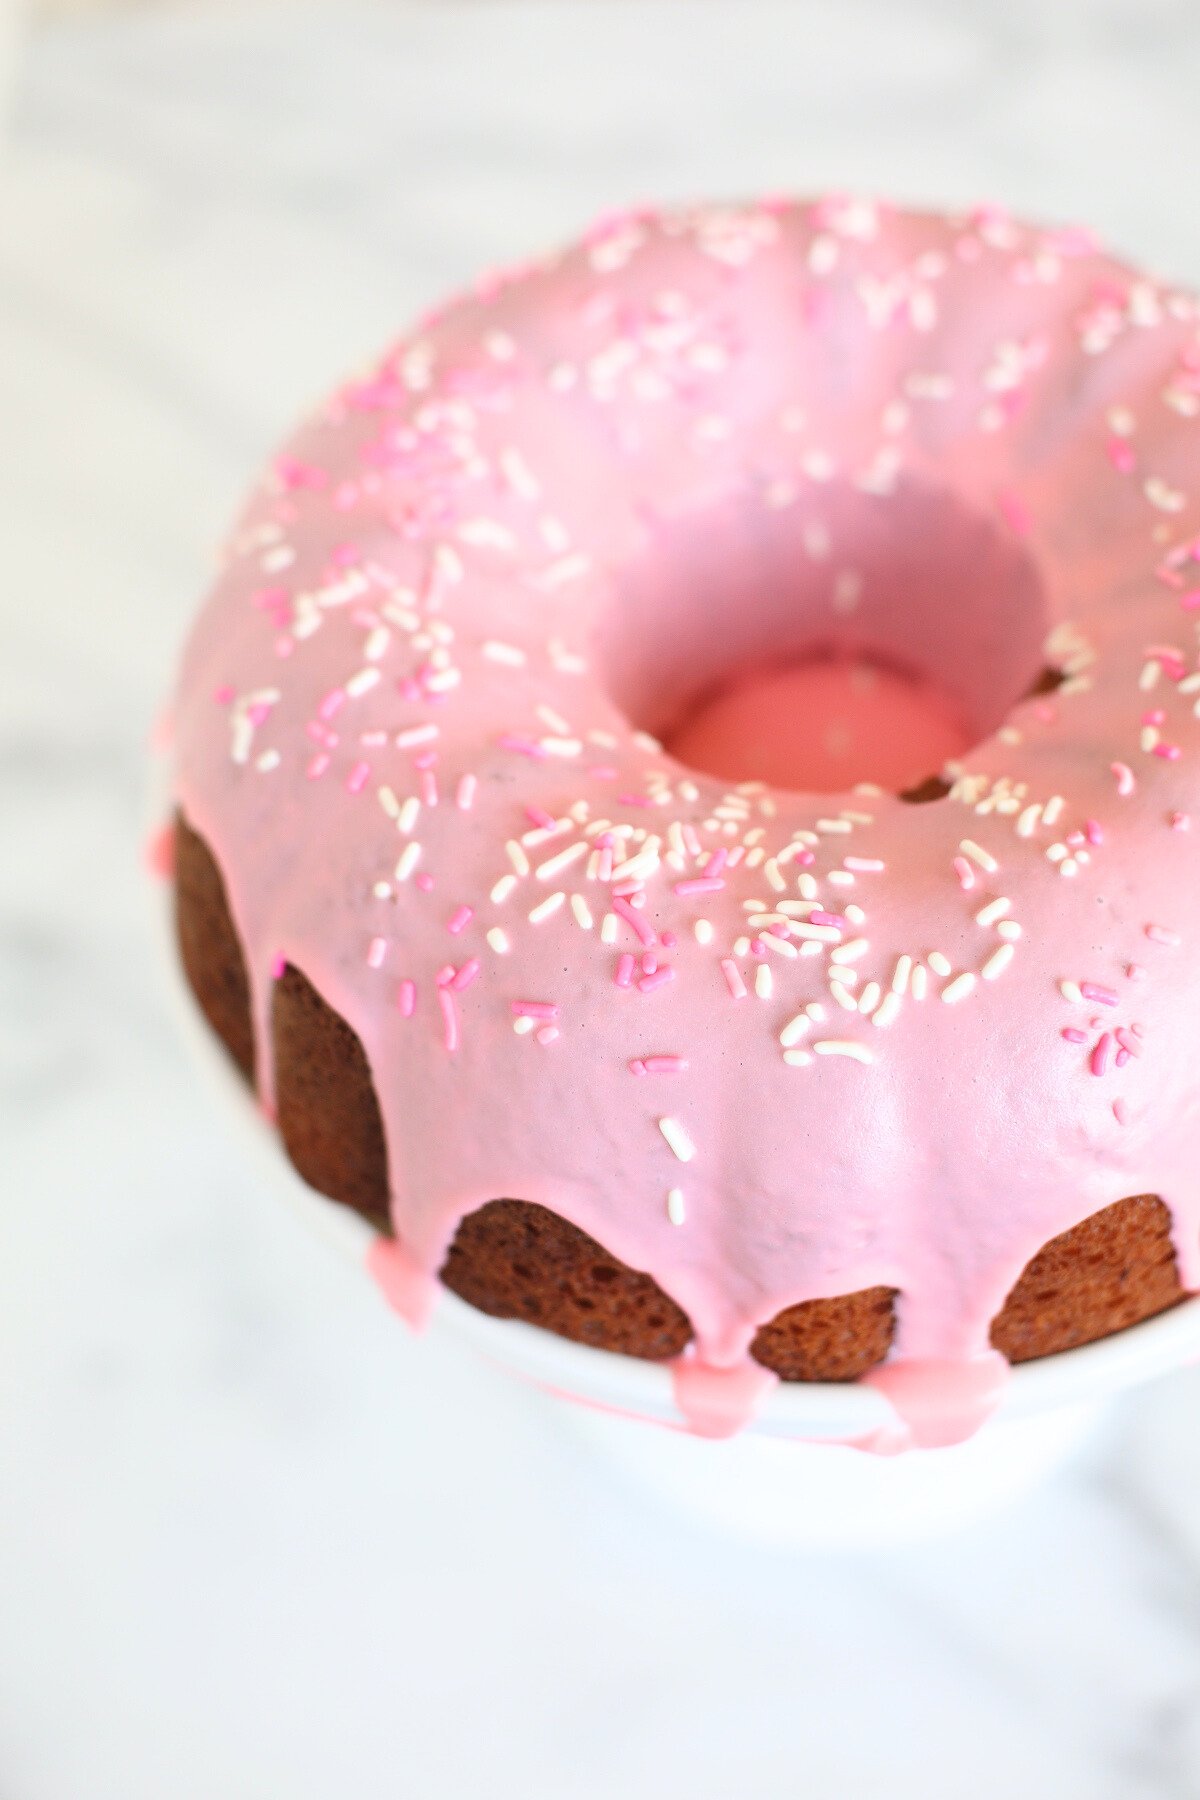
[
  {"x1": 490, "y1": 874, "x2": 517, "y2": 904},
  {"x1": 813, "y1": 1040, "x2": 875, "y2": 1065},
  {"x1": 830, "y1": 936, "x2": 869, "y2": 965},
  {"x1": 570, "y1": 894, "x2": 594, "y2": 930},
  {"x1": 486, "y1": 927, "x2": 511, "y2": 954},
  {"x1": 975, "y1": 897, "x2": 1011, "y2": 928},
  {"x1": 1042, "y1": 795, "x2": 1065, "y2": 827},
  {"x1": 941, "y1": 971, "x2": 976, "y2": 1004},
  {"x1": 891, "y1": 954, "x2": 912, "y2": 996},
  {"x1": 764, "y1": 859, "x2": 786, "y2": 893},
  {"x1": 367, "y1": 936, "x2": 387, "y2": 970},
  {"x1": 783, "y1": 1048, "x2": 813, "y2": 1067},
  {"x1": 981, "y1": 944, "x2": 1015, "y2": 981},
  {"x1": 482, "y1": 639, "x2": 527, "y2": 667},
  {"x1": 536, "y1": 839, "x2": 588, "y2": 881},
  {"x1": 872, "y1": 992, "x2": 902, "y2": 1029},
  {"x1": 997, "y1": 919, "x2": 1022, "y2": 941},
  {"x1": 779, "y1": 1013, "x2": 812, "y2": 1048},
  {"x1": 857, "y1": 981, "x2": 882, "y2": 1014},
  {"x1": 1060, "y1": 979, "x2": 1084, "y2": 1003},
  {"x1": 830, "y1": 981, "x2": 859, "y2": 1012},
  {"x1": 346, "y1": 666, "x2": 381, "y2": 699},
  {"x1": 667, "y1": 1187, "x2": 687, "y2": 1226},
  {"x1": 601, "y1": 912, "x2": 619, "y2": 945},
  {"x1": 755, "y1": 962, "x2": 774, "y2": 999},
  {"x1": 928, "y1": 950, "x2": 952, "y2": 978},
  {"x1": 1016, "y1": 803, "x2": 1042, "y2": 838},
  {"x1": 398, "y1": 795, "x2": 421, "y2": 836},
  {"x1": 791, "y1": 922, "x2": 843, "y2": 944},
  {"x1": 529, "y1": 891, "x2": 565, "y2": 924},
  {"x1": 378, "y1": 785, "x2": 401, "y2": 820},
  {"x1": 513, "y1": 1015, "x2": 535, "y2": 1036},
  {"x1": 659, "y1": 1117, "x2": 696, "y2": 1162},
  {"x1": 506, "y1": 840, "x2": 531, "y2": 877},
  {"x1": 694, "y1": 918, "x2": 715, "y2": 946},
  {"x1": 960, "y1": 838, "x2": 999, "y2": 873},
  {"x1": 911, "y1": 962, "x2": 929, "y2": 1001},
  {"x1": 456, "y1": 775, "x2": 477, "y2": 811},
  {"x1": 395, "y1": 724, "x2": 439, "y2": 749},
  {"x1": 395, "y1": 842, "x2": 421, "y2": 882}
]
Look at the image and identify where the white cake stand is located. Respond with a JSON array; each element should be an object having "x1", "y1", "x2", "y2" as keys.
[{"x1": 154, "y1": 872, "x2": 1200, "y2": 1547}]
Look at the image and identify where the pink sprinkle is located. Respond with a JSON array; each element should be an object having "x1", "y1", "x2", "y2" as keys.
[
  {"x1": 1080, "y1": 982, "x2": 1119, "y2": 1007},
  {"x1": 703, "y1": 850, "x2": 728, "y2": 877},
  {"x1": 953, "y1": 856, "x2": 976, "y2": 890},
  {"x1": 628, "y1": 1059, "x2": 647, "y2": 1076},
  {"x1": 213, "y1": 683, "x2": 235, "y2": 705},
  {"x1": 1115, "y1": 1028, "x2": 1142, "y2": 1057},
  {"x1": 318, "y1": 688, "x2": 345, "y2": 722},
  {"x1": 420, "y1": 768, "x2": 439, "y2": 804},
  {"x1": 1146, "y1": 923, "x2": 1181, "y2": 946},
  {"x1": 1112, "y1": 762, "x2": 1136, "y2": 796},
  {"x1": 1126, "y1": 963, "x2": 1146, "y2": 981},
  {"x1": 498, "y1": 734, "x2": 546, "y2": 759},
  {"x1": 674, "y1": 877, "x2": 725, "y2": 896},
  {"x1": 808, "y1": 911, "x2": 846, "y2": 929},
  {"x1": 1084, "y1": 819, "x2": 1104, "y2": 846},
  {"x1": 613, "y1": 894, "x2": 656, "y2": 947},
  {"x1": 397, "y1": 979, "x2": 416, "y2": 1016},
  {"x1": 721, "y1": 959, "x2": 747, "y2": 1000},
  {"x1": 660, "y1": 931, "x2": 677, "y2": 949},
  {"x1": 642, "y1": 1055, "x2": 689, "y2": 1073},
  {"x1": 638, "y1": 967, "x2": 675, "y2": 994},
  {"x1": 997, "y1": 487, "x2": 1032, "y2": 536},
  {"x1": 306, "y1": 752, "x2": 330, "y2": 780},
  {"x1": 1106, "y1": 436, "x2": 1135, "y2": 474},
  {"x1": 618, "y1": 793, "x2": 652, "y2": 808},
  {"x1": 525, "y1": 805, "x2": 557, "y2": 830},
  {"x1": 447, "y1": 904, "x2": 473, "y2": 935},
  {"x1": 1090, "y1": 1032, "x2": 1113, "y2": 1076},
  {"x1": 456, "y1": 774, "x2": 477, "y2": 810},
  {"x1": 1061, "y1": 1027, "x2": 1088, "y2": 1044},
  {"x1": 435, "y1": 964, "x2": 456, "y2": 987},
  {"x1": 1180, "y1": 589, "x2": 1200, "y2": 610},
  {"x1": 536, "y1": 1026, "x2": 559, "y2": 1046},
  {"x1": 641, "y1": 954, "x2": 657, "y2": 975},
  {"x1": 367, "y1": 936, "x2": 387, "y2": 970},
  {"x1": 1115, "y1": 1048, "x2": 1131, "y2": 1068},
  {"x1": 439, "y1": 988, "x2": 459, "y2": 1053},
  {"x1": 270, "y1": 954, "x2": 286, "y2": 981},
  {"x1": 511, "y1": 1000, "x2": 559, "y2": 1020},
  {"x1": 1171, "y1": 811, "x2": 1191, "y2": 830},
  {"x1": 346, "y1": 760, "x2": 371, "y2": 794},
  {"x1": 1113, "y1": 1098, "x2": 1129, "y2": 1126},
  {"x1": 451, "y1": 958, "x2": 480, "y2": 991},
  {"x1": 615, "y1": 953, "x2": 636, "y2": 989},
  {"x1": 1153, "y1": 743, "x2": 1182, "y2": 760}
]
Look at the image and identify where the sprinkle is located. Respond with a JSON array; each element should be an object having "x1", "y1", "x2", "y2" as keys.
[
  {"x1": 891, "y1": 954, "x2": 912, "y2": 996},
  {"x1": 346, "y1": 759, "x2": 371, "y2": 794},
  {"x1": 486, "y1": 927, "x2": 510, "y2": 954},
  {"x1": 997, "y1": 920, "x2": 1023, "y2": 941},
  {"x1": 857, "y1": 981, "x2": 882, "y2": 1014},
  {"x1": 721, "y1": 958, "x2": 747, "y2": 1000},
  {"x1": 398, "y1": 795, "x2": 421, "y2": 835},
  {"x1": 674, "y1": 877, "x2": 726, "y2": 896},
  {"x1": 512, "y1": 1000, "x2": 558, "y2": 1020},
  {"x1": 395, "y1": 724, "x2": 439, "y2": 749},
  {"x1": 613, "y1": 894, "x2": 656, "y2": 946},
  {"x1": 451, "y1": 958, "x2": 480, "y2": 991},
  {"x1": 830, "y1": 937, "x2": 869, "y2": 965},
  {"x1": 779, "y1": 1013, "x2": 812, "y2": 1048},
  {"x1": 790, "y1": 922, "x2": 843, "y2": 943},
  {"x1": 953, "y1": 856, "x2": 976, "y2": 890},
  {"x1": 528, "y1": 891, "x2": 565, "y2": 924},
  {"x1": 438, "y1": 988, "x2": 459, "y2": 1053},
  {"x1": 482, "y1": 639, "x2": 527, "y2": 666},
  {"x1": 658, "y1": 1117, "x2": 696, "y2": 1162},
  {"x1": 911, "y1": 963, "x2": 929, "y2": 1001},
  {"x1": 941, "y1": 972, "x2": 977, "y2": 1004},
  {"x1": 981, "y1": 944, "x2": 1015, "y2": 981},
  {"x1": 1145, "y1": 922, "x2": 1181, "y2": 946},
  {"x1": 367, "y1": 936, "x2": 387, "y2": 969},
  {"x1": 755, "y1": 963, "x2": 774, "y2": 999},
  {"x1": 1090, "y1": 1032, "x2": 1113, "y2": 1076},
  {"x1": 570, "y1": 894, "x2": 594, "y2": 930},
  {"x1": 640, "y1": 966, "x2": 676, "y2": 994},
  {"x1": 830, "y1": 982, "x2": 859, "y2": 1012},
  {"x1": 615, "y1": 953, "x2": 636, "y2": 988},
  {"x1": 928, "y1": 950, "x2": 952, "y2": 978},
  {"x1": 395, "y1": 842, "x2": 421, "y2": 882},
  {"x1": 642, "y1": 1056, "x2": 689, "y2": 1074},
  {"x1": 1060, "y1": 980, "x2": 1084, "y2": 1003},
  {"x1": 1080, "y1": 981, "x2": 1119, "y2": 1006},
  {"x1": 694, "y1": 919, "x2": 715, "y2": 946},
  {"x1": 536, "y1": 839, "x2": 589, "y2": 881},
  {"x1": 1016, "y1": 804, "x2": 1042, "y2": 838},
  {"x1": 960, "y1": 838, "x2": 999, "y2": 873},
  {"x1": 1112, "y1": 761, "x2": 1136, "y2": 796},
  {"x1": 397, "y1": 979, "x2": 416, "y2": 1016},
  {"x1": 506, "y1": 840, "x2": 531, "y2": 877},
  {"x1": 975, "y1": 897, "x2": 1011, "y2": 927},
  {"x1": 447, "y1": 905, "x2": 473, "y2": 936},
  {"x1": 490, "y1": 874, "x2": 517, "y2": 904},
  {"x1": 512, "y1": 1016, "x2": 535, "y2": 1036},
  {"x1": 536, "y1": 1026, "x2": 559, "y2": 1046},
  {"x1": 456, "y1": 774, "x2": 477, "y2": 810},
  {"x1": 844, "y1": 856, "x2": 885, "y2": 872},
  {"x1": 667, "y1": 1187, "x2": 687, "y2": 1225},
  {"x1": 783, "y1": 1049, "x2": 813, "y2": 1067},
  {"x1": 1042, "y1": 795, "x2": 1064, "y2": 827},
  {"x1": 872, "y1": 992, "x2": 902, "y2": 1029},
  {"x1": 812, "y1": 1040, "x2": 875, "y2": 1065},
  {"x1": 1061, "y1": 1027, "x2": 1087, "y2": 1044},
  {"x1": 601, "y1": 912, "x2": 619, "y2": 945}
]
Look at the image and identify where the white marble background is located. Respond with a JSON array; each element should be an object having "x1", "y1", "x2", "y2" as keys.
[{"x1": 6, "y1": 2, "x2": 1200, "y2": 1795}]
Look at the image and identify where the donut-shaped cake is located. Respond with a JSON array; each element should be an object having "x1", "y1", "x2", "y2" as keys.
[{"x1": 168, "y1": 197, "x2": 1200, "y2": 1448}]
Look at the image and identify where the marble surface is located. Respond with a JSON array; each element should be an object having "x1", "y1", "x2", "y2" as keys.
[{"x1": 6, "y1": 2, "x2": 1200, "y2": 1794}]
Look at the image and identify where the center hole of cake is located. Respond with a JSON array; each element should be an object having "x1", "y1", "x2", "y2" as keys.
[
  {"x1": 665, "y1": 654, "x2": 972, "y2": 793},
  {"x1": 602, "y1": 480, "x2": 1050, "y2": 798}
]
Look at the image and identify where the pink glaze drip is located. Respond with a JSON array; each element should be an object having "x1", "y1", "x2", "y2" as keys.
[
  {"x1": 367, "y1": 1235, "x2": 438, "y2": 1331},
  {"x1": 171, "y1": 198, "x2": 1200, "y2": 1445},
  {"x1": 669, "y1": 1350, "x2": 780, "y2": 1439},
  {"x1": 863, "y1": 1350, "x2": 1010, "y2": 1450}
]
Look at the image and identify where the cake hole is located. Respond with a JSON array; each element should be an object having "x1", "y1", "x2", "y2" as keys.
[{"x1": 600, "y1": 480, "x2": 1049, "y2": 795}]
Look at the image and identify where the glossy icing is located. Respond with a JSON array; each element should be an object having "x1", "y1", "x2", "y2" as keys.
[{"x1": 171, "y1": 197, "x2": 1200, "y2": 1444}]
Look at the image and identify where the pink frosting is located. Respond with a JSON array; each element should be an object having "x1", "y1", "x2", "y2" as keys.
[{"x1": 171, "y1": 197, "x2": 1200, "y2": 1444}]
